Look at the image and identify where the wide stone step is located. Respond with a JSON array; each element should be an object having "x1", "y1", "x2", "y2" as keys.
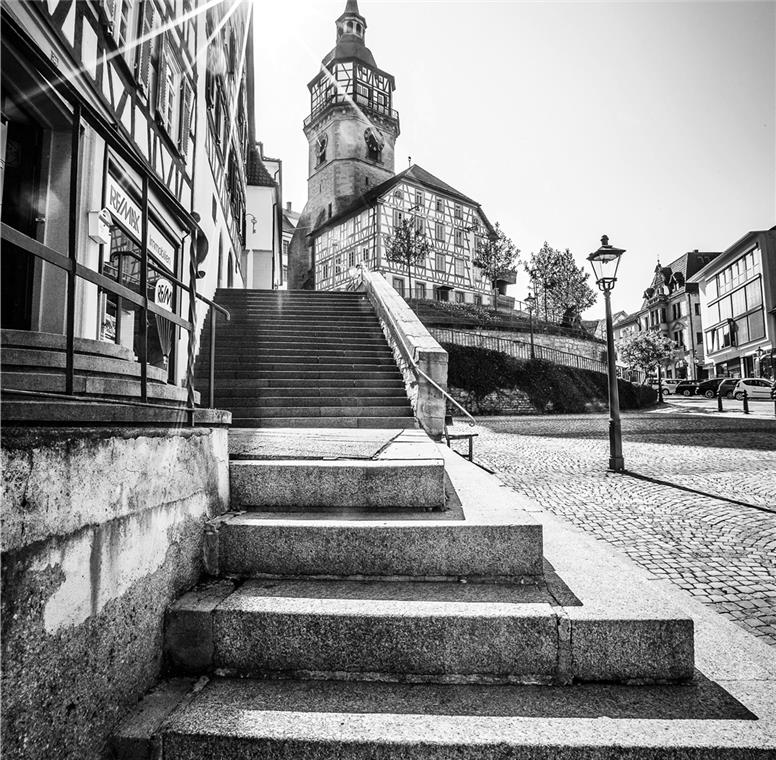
[
  {"x1": 203, "y1": 369, "x2": 403, "y2": 381},
  {"x1": 230, "y1": 458, "x2": 441, "y2": 509},
  {"x1": 216, "y1": 337, "x2": 390, "y2": 347},
  {"x1": 209, "y1": 349, "x2": 396, "y2": 361},
  {"x1": 230, "y1": 416, "x2": 417, "y2": 429},
  {"x1": 196, "y1": 377, "x2": 405, "y2": 390},
  {"x1": 212, "y1": 388, "x2": 408, "y2": 400},
  {"x1": 230, "y1": 405, "x2": 413, "y2": 419},
  {"x1": 1, "y1": 370, "x2": 195, "y2": 404},
  {"x1": 225, "y1": 396, "x2": 410, "y2": 410},
  {"x1": 214, "y1": 511, "x2": 543, "y2": 580},
  {"x1": 165, "y1": 579, "x2": 560, "y2": 682},
  {"x1": 1, "y1": 347, "x2": 169, "y2": 382},
  {"x1": 113, "y1": 677, "x2": 774, "y2": 760}
]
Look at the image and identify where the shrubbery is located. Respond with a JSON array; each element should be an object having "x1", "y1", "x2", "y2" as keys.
[{"x1": 442, "y1": 343, "x2": 657, "y2": 413}]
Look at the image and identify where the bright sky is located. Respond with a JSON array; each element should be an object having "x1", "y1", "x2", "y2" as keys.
[{"x1": 252, "y1": 0, "x2": 775, "y2": 318}]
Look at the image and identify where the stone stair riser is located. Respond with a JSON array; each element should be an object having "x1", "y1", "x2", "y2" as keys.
[{"x1": 230, "y1": 460, "x2": 443, "y2": 509}]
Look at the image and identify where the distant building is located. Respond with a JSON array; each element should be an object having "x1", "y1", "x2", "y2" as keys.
[
  {"x1": 612, "y1": 312, "x2": 641, "y2": 380},
  {"x1": 243, "y1": 143, "x2": 282, "y2": 289},
  {"x1": 688, "y1": 228, "x2": 776, "y2": 380},
  {"x1": 289, "y1": 0, "x2": 512, "y2": 307},
  {"x1": 281, "y1": 202, "x2": 301, "y2": 290},
  {"x1": 632, "y1": 251, "x2": 720, "y2": 380}
]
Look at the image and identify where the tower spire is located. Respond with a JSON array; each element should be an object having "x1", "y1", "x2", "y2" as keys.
[{"x1": 337, "y1": 0, "x2": 367, "y2": 41}]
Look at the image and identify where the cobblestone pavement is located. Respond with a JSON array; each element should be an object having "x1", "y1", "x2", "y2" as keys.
[{"x1": 464, "y1": 413, "x2": 776, "y2": 645}]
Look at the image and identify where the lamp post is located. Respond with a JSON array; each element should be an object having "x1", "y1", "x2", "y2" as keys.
[
  {"x1": 525, "y1": 293, "x2": 537, "y2": 360},
  {"x1": 587, "y1": 235, "x2": 626, "y2": 472}
]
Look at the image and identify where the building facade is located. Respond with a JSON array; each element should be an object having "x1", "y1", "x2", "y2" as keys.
[
  {"x1": 242, "y1": 142, "x2": 282, "y2": 289},
  {"x1": 689, "y1": 228, "x2": 776, "y2": 380},
  {"x1": 1, "y1": 0, "x2": 252, "y2": 398},
  {"x1": 630, "y1": 252, "x2": 719, "y2": 380},
  {"x1": 289, "y1": 0, "x2": 508, "y2": 306}
]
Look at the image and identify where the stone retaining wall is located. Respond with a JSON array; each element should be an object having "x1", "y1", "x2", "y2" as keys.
[{"x1": 1, "y1": 426, "x2": 230, "y2": 760}]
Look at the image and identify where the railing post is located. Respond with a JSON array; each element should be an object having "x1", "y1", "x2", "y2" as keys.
[
  {"x1": 65, "y1": 103, "x2": 81, "y2": 395},
  {"x1": 209, "y1": 306, "x2": 217, "y2": 409},
  {"x1": 140, "y1": 175, "x2": 149, "y2": 403}
]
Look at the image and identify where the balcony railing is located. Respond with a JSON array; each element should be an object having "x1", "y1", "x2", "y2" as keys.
[{"x1": 304, "y1": 93, "x2": 399, "y2": 127}]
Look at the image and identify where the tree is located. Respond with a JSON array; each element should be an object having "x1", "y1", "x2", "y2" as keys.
[
  {"x1": 384, "y1": 217, "x2": 431, "y2": 296},
  {"x1": 617, "y1": 330, "x2": 676, "y2": 379},
  {"x1": 473, "y1": 222, "x2": 520, "y2": 300},
  {"x1": 524, "y1": 243, "x2": 596, "y2": 323}
]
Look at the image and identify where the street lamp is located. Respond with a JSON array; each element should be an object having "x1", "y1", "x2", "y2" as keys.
[
  {"x1": 587, "y1": 234, "x2": 626, "y2": 472},
  {"x1": 525, "y1": 293, "x2": 537, "y2": 360}
]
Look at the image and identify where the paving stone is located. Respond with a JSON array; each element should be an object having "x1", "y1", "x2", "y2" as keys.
[{"x1": 470, "y1": 413, "x2": 776, "y2": 646}]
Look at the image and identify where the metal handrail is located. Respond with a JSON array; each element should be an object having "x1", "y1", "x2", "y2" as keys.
[{"x1": 432, "y1": 326, "x2": 607, "y2": 375}]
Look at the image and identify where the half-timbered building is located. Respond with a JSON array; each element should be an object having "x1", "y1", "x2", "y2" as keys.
[
  {"x1": 311, "y1": 163, "x2": 501, "y2": 305},
  {"x1": 290, "y1": 0, "x2": 509, "y2": 307},
  {"x1": 1, "y1": 0, "x2": 253, "y2": 409}
]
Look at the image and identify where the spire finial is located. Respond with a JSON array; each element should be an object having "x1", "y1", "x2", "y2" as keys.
[{"x1": 344, "y1": 0, "x2": 361, "y2": 15}]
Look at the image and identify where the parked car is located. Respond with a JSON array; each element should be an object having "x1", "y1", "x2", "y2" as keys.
[
  {"x1": 661, "y1": 379, "x2": 681, "y2": 395},
  {"x1": 697, "y1": 378, "x2": 724, "y2": 399},
  {"x1": 717, "y1": 378, "x2": 739, "y2": 399},
  {"x1": 733, "y1": 377, "x2": 776, "y2": 401},
  {"x1": 674, "y1": 380, "x2": 701, "y2": 397}
]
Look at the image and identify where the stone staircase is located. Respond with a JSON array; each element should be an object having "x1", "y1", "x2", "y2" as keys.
[
  {"x1": 107, "y1": 437, "x2": 771, "y2": 759},
  {"x1": 194, "y1": 289, "x2": 415, "y2": 428}
]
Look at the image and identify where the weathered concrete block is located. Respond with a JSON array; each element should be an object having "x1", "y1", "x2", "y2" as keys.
[
  {"x1": 230, "y1": 459, "x2": 445, "y2": 509},
  {"x1": 210, "y1": 580, "x2": 559, "y2": 681}
]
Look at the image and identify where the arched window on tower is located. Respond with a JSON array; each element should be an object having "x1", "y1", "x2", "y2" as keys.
[
  {"x1": 316, "y1": 134, "x2": 328, "y2": 166},
  {"x1": 356, "y1": 23, "x2": 362, "y2": 35},
  {"x1": 346, "y1": 20, "x2": 354, "y2": 33},
  {"x1": 364, "y1": 127, "x2": 384, "y2": 163}
]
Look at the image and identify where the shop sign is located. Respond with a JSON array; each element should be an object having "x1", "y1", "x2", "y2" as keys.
[
  {"x1": 154, "y1": 278, "x2": 174, "y2": 312},
  {"x1": 148, "y1": 223, "x2": 176, "y2": 273},
  {"x1": 106, "y1": 173, "x2": 142, "y2": 240},
  {"x1": 107, "y1": 171, "x2": 176, "y2": 273}
]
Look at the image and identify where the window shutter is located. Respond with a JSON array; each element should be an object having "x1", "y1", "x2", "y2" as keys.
[
  {"x1": 179, "y1": 79, "x2": 193, "y2": 155},
  {"x1": 156, "y1": 35, "x2": 170, "y2": 127},
  {"x1": 136, "y1": 1, "x2": 155, "y2": 92}
]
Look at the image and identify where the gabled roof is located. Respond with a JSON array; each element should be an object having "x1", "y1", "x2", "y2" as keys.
[
  {"x1": 246, "y1": 145, "x2": 276, "y2": 187},
  {"x1": 311, "y1": 163, "x2": 485, "y2": 237}
]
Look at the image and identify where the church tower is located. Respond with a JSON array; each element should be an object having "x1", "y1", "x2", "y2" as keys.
[{"x1": 288, "y1": 0, "x2": 400, "y2": 288}]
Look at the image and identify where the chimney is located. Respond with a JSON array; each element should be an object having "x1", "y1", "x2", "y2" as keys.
[{"x1": 286, "y1": 201, "x2": 292, "y2": 212}]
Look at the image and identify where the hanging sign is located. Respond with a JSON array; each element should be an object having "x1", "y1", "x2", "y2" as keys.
[{"x1": 154, "y1": 278, "x2": 174, "y2": 312}]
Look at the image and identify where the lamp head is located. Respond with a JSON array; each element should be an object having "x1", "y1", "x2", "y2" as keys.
[{"x1": 587, "y1": 234, "x2": 625, "y2": 292}]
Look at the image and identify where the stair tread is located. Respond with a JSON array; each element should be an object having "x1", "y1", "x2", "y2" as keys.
[{"x1": 127, "y1": 677, "x2": 770, "y2": 757}]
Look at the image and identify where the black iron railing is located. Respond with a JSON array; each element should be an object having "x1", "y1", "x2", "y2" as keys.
[
  {"x1": 2, "y1": 221, "x2": 230, "y2": 423},
  {"x1": 431, "y1": 327, "x2": 608, "y2": 375}
]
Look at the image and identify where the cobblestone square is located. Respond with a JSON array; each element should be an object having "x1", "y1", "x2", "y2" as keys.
[{"x1": 465, "y1": 411, "x2": 776, "y2": 645}]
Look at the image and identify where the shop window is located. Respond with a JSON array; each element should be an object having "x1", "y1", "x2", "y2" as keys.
[
  {"x1": 415, "y1": 283, "x2": 427, "y2": 300},
  {"x1": 393, "y1": 277, "x2": 405, "y2": 297},
  {"x1": 1, "y1": 46, "x2": 74, "y2": 332}
]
